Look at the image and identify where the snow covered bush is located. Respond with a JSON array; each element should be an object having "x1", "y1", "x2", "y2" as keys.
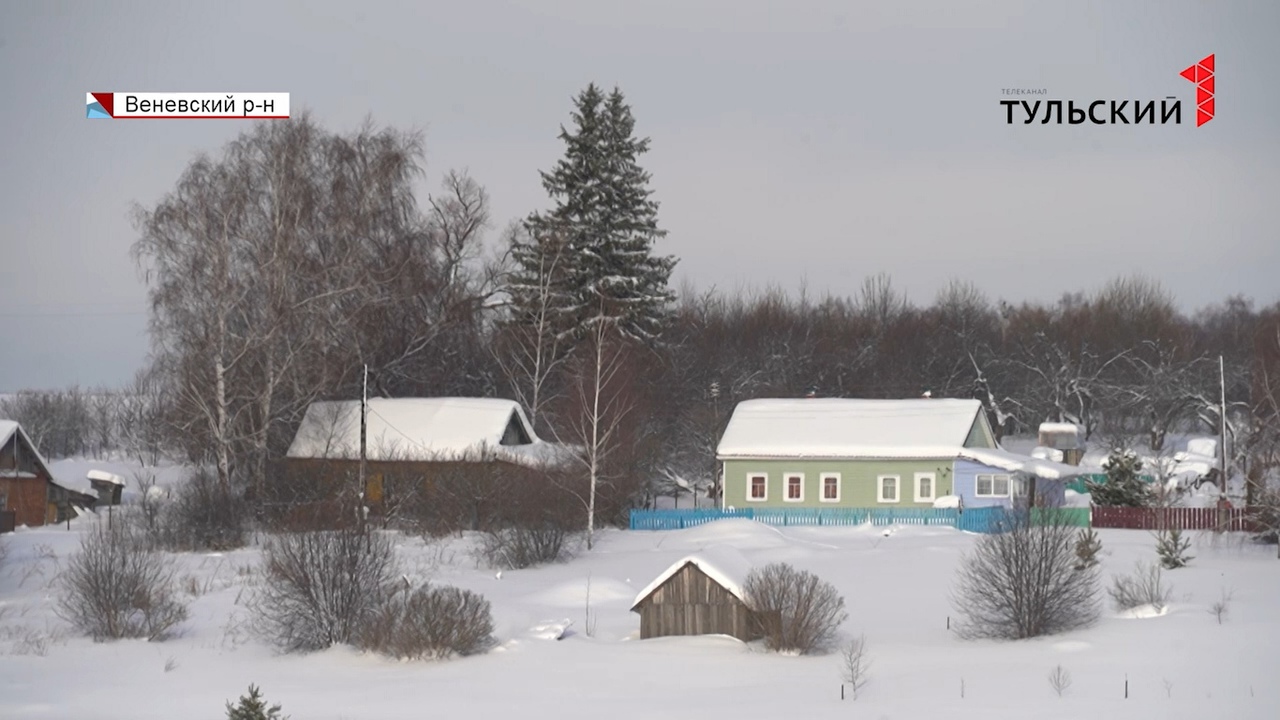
[
  {"x1": 1155, "y1": 526, "x2": 1193, "y2": 569},
  {"x1": 253, "y1": 528, "x2": 397, "y2": 652},
  {"x1": 225, "y1": 684, "x2": 288, "y2": 720},
  {"x1": 359, "y1": 583, "x2": 495, "y2": 660},
  {"x1": 55, "y1": 523, "x2": 188, "y2": 641},
  {"x1": 1108, "y1": 561, "x2": 1173, "y2": 612},
  {"x1": 951, "y1": 509, "x2": 1100, "y2": 639},
  {"x1": 744, "y1": 562, "x2": 848, "y2": 655}
]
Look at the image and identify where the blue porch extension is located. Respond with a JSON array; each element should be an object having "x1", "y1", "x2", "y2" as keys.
[{"x1": 627, "y1": 506, "x2": 1073, "y2": 534}]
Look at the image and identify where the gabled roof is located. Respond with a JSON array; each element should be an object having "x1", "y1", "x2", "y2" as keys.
[
  {"x1": 716, "y1": 398, "x2": 991, "y2": 459},
  {"x1": 285, "y1": 397, "x2": 570, "y2": 467},
  {"x1": 0, "y1": 420, "x2": 91, "y2": 499},
  {"x1": 631, "y1": 545, "x2": 755, "y2": 611},
  {"x1": 0, "y1": 420, "x2": 51, "y2": 472}
]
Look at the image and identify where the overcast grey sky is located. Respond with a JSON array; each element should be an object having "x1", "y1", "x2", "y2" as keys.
[{"x1": 1, "y1": 0, "x2": 1277, "y2": 391}]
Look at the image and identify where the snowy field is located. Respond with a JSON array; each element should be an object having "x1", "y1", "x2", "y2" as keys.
[{"x1": 2, "y1": 506, "x2": 1279, "y2": 719}]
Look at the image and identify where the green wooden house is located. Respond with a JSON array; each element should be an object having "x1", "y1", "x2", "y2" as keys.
[{"x1": 716, "y1": 398, "x2": 1084, "y2": 510}]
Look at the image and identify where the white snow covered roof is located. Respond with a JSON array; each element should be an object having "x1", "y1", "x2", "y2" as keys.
[
  {"x1": 0, "y1": 420, "x2": 92, "y2": 498},
  {"x1": 0, "y1": 420, "x2": 51, "y2": 472},
  {"x1": 1185, "y1": 438, "x2": 1218, "y2": 458},
  {"x1": 1038, "y1": 422, "x2": 1080, "y2": 435},
  {"x1": 957, "y1": 447, "x2": 1085, "y2": 480},
  {"x1": 716, "y1": 398, "x2": 989, "y2": 459},
  {"x1": 286, "y1": 397, "x2": 570, "y2": 468},
  {"x1": 631, "y1": 545, "x2": 755, "y2": 611},
  {"x1": 86, "y1": 469, "x2": 126, "y2": 486}
]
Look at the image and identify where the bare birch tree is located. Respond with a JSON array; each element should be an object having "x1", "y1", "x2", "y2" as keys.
[
  {"x1": 494, "y1": 225, "x2": 573, "y2": 432},
  {"x1": 556, "y1": 306, "x2": 634, "y2": 550}
]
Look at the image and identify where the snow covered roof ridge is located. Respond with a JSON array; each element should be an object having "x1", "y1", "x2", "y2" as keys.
[
  {"x1": 717, "y1": 397, "x2": 986, "y2": 458},
  {"x1": 285, "y1": 396, "x2": 570, "y2": 468},
  {"x1": 0, "y1": 420, "x2": 53, "y2": 475},
  {"x1": 631, "y1": 544, "x2": 755, "y2": 611},
  {"x1": 87, "y1": 469, "x2": 126, "y2": 486}
]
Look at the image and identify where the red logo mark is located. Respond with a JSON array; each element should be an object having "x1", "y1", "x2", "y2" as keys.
[{"x1": 1180, "y1": 54, "x2": 1214, "y2": 127}]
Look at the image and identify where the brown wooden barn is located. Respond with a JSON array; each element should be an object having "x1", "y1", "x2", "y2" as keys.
[
  {"x1": 630, "y1": 546, "x2": 761, "y2": 642},
  {"x1": 1, "y1": 420, "x2": 95, "y2": 531}
]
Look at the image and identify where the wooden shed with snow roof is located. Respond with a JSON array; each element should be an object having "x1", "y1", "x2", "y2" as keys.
[
  {"x1": 1, "y1": 420, "x2": 95, "y2": 530},
  {"x1": 630, "y1": 546, "x2": 761, "y2": 642}
]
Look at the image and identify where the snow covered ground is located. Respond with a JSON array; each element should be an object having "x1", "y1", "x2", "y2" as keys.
[{"x1": 2, "y1": 506, "x2": 1278, "y2": 719}]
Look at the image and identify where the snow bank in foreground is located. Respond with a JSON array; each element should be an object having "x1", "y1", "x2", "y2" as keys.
[{"x1": 2, "y1": 468, "x2": 1278, "y2": 720}]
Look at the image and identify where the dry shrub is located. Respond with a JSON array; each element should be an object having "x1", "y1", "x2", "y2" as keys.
[
  {"x1": 1108, "y1": 560, "x2": 1173, "y2": 611},
  {"x1": 55, "y1": 523, "x2": 188, "y2": 641},
  {"x1": 359, "y1": 583, "x2": 495, "y2": 659},
  {"x1": 252, "y1": 528, "x2": 397, "y2": 652},
  {"x1": 479, "y1": 521, "x2": 574, "y2": 570},
  {"x1": 951, "y1": 509, "x2": 1100, "y2": 639},
  {"x1": 132, "y1": 467, "x2": 247, "y2": 552},
  {"x1": 744, "y1": 562, "x2": 847, "y2": 655}
]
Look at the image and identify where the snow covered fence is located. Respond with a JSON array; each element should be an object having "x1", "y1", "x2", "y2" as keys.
[{"x1": 628, "y1": 507, "x2": 1089, "y2": 533}]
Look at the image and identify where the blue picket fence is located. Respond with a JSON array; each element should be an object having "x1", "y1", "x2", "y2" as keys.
[{"x1": 627, "y1": 506, "x2": 1048, "y2": 535}]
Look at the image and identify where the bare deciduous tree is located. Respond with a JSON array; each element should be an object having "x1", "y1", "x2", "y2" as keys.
[
  {"x1": 1048, "y1": 664, "x2": 1072, "y2": 697},
  {"x1": 839, "y1": 634, "x2": 872, "y2": 699},
  {"x1": 951, "y1": 509, "x2": 1100, "y2": 639},
  {"x1": 555, "y1": 308, "x2": 635, "y2": 550},
  {"x1": 744, "y1": 562, "x2": 848, "y2": 655},
  {"x1": 494, "y1": 225, "x2": 573, "y2": 433}
]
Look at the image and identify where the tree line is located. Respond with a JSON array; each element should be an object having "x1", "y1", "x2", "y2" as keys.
[{"x1": 4, "y1": 82, "x2": 1279, "y2": 521}]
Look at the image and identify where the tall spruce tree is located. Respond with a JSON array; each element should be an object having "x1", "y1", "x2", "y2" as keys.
[{"x1": 520, "y1": 83, "x2": 676, "y2": 343}]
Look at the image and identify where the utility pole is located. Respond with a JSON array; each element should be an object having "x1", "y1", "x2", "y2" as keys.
[
  {"x1": 1219, "y1": 355, "x2": 1227, "y2": 494},
  {"x1": 1217, "y1": 354, "x2": 1229, "y2": 534},
  {"x1": 359, "y1": 364, "x2": 368, "y2": 539},
  {"x1": 710, "y1": 381, "x2": 720, "y2": 511}
]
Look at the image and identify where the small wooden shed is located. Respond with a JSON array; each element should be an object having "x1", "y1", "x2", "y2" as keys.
[
  {"x1": 87, "y1": 470, "x2": 126, "y2": 506},
  {"x1": 630, "y1": 546, "x2": 761, "y2": 642}
]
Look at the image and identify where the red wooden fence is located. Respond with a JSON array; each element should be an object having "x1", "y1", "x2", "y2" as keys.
[{"x1": 1091, "y1": 506, "x2": 1262, "y2": 532}]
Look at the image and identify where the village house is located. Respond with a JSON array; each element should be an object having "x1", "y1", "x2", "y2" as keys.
[
  {"x1": 715, "y1": 398, "x2": 1084, "y2": 511},
  {"x1": 0, "y1": 420, "x2": 95, "y2": 531},
  {"x1": 282, "y1": 397, "x2": 575, "y2": 528}
]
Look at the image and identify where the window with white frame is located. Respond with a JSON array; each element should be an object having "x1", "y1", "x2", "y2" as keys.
[
  {"x1": 747, "y1": 474, "x2": 767, "y2": 501},
  {"x1": 820, "y1": 473, "x2": 841, "y2": 502},
  {"x1": 878, "y1": 475, "x2": 900, "y2": 503},
  {"x1": 914, "y1": 472, "x2": 936, "y2": 503},
  {"x1": 975, "y1": 473, "x2": 1011, "y2": 497},
  {"x1": 784, "y1": 473, "x2": 804, "y2": 502}
]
